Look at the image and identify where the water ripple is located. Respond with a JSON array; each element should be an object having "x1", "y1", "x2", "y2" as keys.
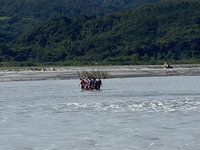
[{"x1": 58, "y1": 99, "x2": 200, "y2": 113}]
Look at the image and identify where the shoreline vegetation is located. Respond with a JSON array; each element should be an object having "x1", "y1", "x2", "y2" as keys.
[
  {"x1": 0, "y1": 64, "x2": 200, "y2": 82},
  {"x1": 77, "y1": 71, "x2": 110, "y2": 79}
]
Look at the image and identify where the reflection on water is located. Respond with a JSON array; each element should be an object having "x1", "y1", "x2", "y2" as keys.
[{"x1": 0, "y1": 76, "x2": 200, "y2": 150}]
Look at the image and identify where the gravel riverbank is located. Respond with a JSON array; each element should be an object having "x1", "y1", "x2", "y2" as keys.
[{"x1": 0, "y1": 64, "x2": 200, "y2": 82}]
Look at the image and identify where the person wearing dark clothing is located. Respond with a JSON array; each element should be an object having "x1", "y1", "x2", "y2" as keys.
[{"x1": 96, "y1": 78, "x2": 102, "y2": 90}]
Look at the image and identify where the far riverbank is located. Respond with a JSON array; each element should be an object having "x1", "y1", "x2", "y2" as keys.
[{"x1": 0, "y1": 64, "x2": 200, "y2": 82}]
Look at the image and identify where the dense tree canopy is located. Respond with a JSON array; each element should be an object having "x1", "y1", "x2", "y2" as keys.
[
  {"x1": 0, "y1": 0, "x2": 200, "y2": 65},
  {"x1": 0, "y1": 0, "x2": 161, "y2": 18},
  {"x1": 0, "y1": 0, "x2": 162, "y2": 43}
]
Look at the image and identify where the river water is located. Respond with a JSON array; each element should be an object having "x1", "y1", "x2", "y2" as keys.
[{"x1": 0, "y1": 76, "x2": 200, "y2": 150}]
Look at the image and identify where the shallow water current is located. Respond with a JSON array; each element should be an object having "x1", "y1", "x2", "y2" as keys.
[{"x1": 0, "y1": 76, "x2": 200, "y2": 150}]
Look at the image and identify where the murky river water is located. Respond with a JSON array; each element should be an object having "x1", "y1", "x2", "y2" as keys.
[{"x1": 0, "y1": 76, "x2": 200, "y2": 150}]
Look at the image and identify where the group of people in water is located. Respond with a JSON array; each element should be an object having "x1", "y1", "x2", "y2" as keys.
[{"x1": 79, "y1": 78, "x2": 102, "y2": 90}]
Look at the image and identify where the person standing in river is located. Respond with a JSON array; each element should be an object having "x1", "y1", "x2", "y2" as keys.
[
  {"x1": 79, "y1": 78, "x2": 85, "y2": 89},
  {"x1": 96, "y1": 78, "x2": 102, "y2": 90}
]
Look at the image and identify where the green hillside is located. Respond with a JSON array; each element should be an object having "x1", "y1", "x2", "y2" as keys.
[
  {"x1": 0, "y1": 0, "x2": 161, "y2": 44},
  {"x1": 0, "y1": 0, "x2": 161, "y2": 18},
  {"x1": 1, "y1": 0, "x2": 200, "y2": 65}
]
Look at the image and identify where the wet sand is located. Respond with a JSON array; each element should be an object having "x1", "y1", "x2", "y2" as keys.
[{"x1": 0, "y1": 64, "x2": 200, "y2": 82}]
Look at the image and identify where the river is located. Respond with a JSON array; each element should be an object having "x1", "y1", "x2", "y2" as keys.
[{"x1": 0, "y1": 76, "x2": 200, "y2": 150}]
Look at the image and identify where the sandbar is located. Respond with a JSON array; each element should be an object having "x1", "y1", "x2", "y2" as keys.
[{"x1": 0, "y1": 64, "x2": 200, "y2": 82}]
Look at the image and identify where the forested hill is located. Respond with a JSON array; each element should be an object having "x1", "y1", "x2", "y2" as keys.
[
  {"x1": 0, "y1": 0, "x2": 162, "y2": 44},
  {"x1": 1, "y1": 0, "x2": 200, "y2": 65},
  {"x1": 0, "y1": 0, "x2": 161, "y2": 18}
]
